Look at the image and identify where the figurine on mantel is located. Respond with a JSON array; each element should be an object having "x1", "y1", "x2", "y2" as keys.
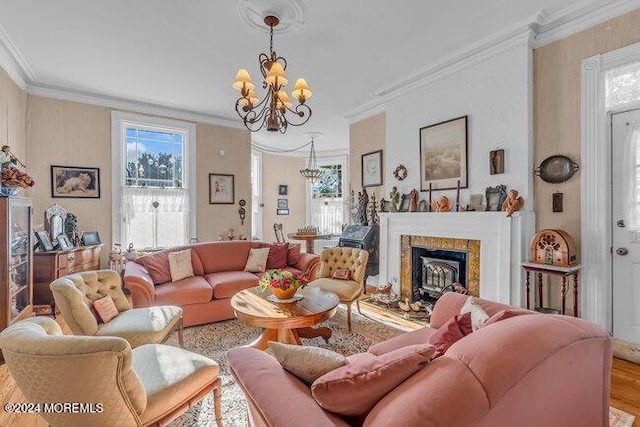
[
  {"x1": 432, "y1": 195, "x2": 452, "y2": 212},
  {"x1": 409, "y1": 189, "x2": 419, "y2": 212},
  {"x1": 358, "y1": 189, "x2": 369, "y2": 225},
  {"x1": 502, "y1": 189, "x2": 525, "y2": 217},
  {"x1": 389, "y1": 186, "x2": 400, "y2": 212},
  {"x1": 369, "y1": 193, "x2": 379, "y2": 225}
]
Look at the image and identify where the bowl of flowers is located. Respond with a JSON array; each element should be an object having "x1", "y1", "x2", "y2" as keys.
[{"x1": 258, "y1": 269, "x2": 311, "y2": 300}]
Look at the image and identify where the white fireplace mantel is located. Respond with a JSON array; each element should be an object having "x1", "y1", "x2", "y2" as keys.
[{"x1": 378, "y1": 211, "x2": 536, "y2": 306}]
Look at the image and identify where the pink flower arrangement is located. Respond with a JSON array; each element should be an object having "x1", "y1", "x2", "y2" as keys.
[{"x1": 258, "y1": 269, "x2": 311, "y2": 291}]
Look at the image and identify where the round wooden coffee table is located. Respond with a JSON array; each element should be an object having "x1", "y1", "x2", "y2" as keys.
[{"x1": 231, "y1": 286, "x2": 339, "y2": 350}]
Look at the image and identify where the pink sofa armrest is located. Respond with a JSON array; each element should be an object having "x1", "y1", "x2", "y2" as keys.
[
  {"x1": 293, "y1": 253, "x2": 321, "y2": 280},
  {"x1": 123, "y1": 262, "x2": 156, "y2": 308},
  {"x1": 227, "y1": 347, "x2": 350, "y2": 427}
]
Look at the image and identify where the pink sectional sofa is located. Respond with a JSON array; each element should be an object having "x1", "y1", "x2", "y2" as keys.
[
  {"x1": 227, "y1": 292, "x2": 612, "y2": 427},
  {"x1": 123, "y1": 241, "x2": 320, "y2": 327}
]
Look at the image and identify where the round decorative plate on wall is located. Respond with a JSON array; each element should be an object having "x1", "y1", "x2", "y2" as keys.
[
  {"x1": 393, "y1": 164, "x2": 408, "y2": 181},
  {"x1": 534, "y1": 155, "x2": 579, "y2": 183}
]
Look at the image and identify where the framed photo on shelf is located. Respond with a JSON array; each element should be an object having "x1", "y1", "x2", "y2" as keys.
[
  {"x1": 419, "y1": 116, "x2": 468, "y2": 191},
  {"x1": 34, "y1": 230, "x2": 54, "y2": 252},
  {"x1": 361, "y1": 149, "x2": 383, "y2": 187},
  {"x1": 209, "y1": 173, "x2": 235, "y2": 204},
  {"x1": 277, "y1": 198, "x2": 288, "y2": 209},
  {"x1": 81, "y1": 231, "x2": 101, "y2": 246},
  {"x1": 51, "y1": 165, "x2": 101, "y2": 199},
  {"x1": 57, "y1": 234, "x2": 73, "y2": 250},
  {"x1": 277, "y1": 209, "x2": 289, "y2": 215}
]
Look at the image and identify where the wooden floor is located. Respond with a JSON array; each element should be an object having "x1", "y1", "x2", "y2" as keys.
[{"x1": 0, "y1": 314, "x2": 638, "y2": 426}]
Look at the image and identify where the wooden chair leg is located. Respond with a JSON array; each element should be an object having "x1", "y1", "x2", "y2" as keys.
[
  {"x1": 356, "y1": 299, "x2": 361, "y2": 314},
  {"x1": 178, "y1": 318, "x2": 184, "y2": 348},
  {"x1": 212, "y1": 377, "x2": 223, "y2": 427},
  {"x1": 346, "y1": 303, "x2": 352, "y2": 332}
]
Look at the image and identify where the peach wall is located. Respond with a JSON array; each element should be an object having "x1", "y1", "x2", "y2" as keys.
[
  {"x1": 261, "y1": 152, "x2": 306, "y2": 241},
  {"x1": 26, "y1": 95, "x2": 251, "y2": 266},
  {"x1": 349, "y1": 113, "x2": 386, "y2": 205},
  {"x1": 534, "y1": 9, "x2": 640, "y2": 248},
  {"x1": 0, "y1": 68, "x2": 27, "y2": 172}
]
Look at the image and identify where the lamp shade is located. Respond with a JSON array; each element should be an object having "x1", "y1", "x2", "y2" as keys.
[
  {"x1": 239, "y1": 88, "x2": 259, "y2": 107},
  {"x1": 265, "y1": 62, "x2": 288, "y2": 87},
  {"x1": 232, "y1": 69, "x2": 255, "y2": 92},
  {"x1": 292, "y1": 78, "x2": 312, "y2": 102},
  {"x1": 277, "y1": 91, "x2": 293, "y2": 108}
]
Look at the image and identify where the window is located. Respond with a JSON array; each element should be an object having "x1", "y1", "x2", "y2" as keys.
[
  {"x1": 112, "y1": 112, "x2": 196, "y2": 250},
  {"x1": 307, "y1": 157, "x2": 347, "y2": 237},
  {"x1": 606, "y1": 61, "x2": 640, "y2": 109}
]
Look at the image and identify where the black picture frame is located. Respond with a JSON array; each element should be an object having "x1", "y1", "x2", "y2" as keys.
[
  {"x1": 51, "y1": 165, "x2": 101, "y2": 199},
  {"x1": 277, "y1": 198, "x2": 288, "y2": 209},
  {"x1": 361, "y1": 149, "x2": 383, "y2": 187},
  {"x1": 419, "y1": 115, "x2": 468, "y2": 191},
  {"x1": 277, "y1": 208, "x2": 289, "y2": 215},
  {"x1": 57, "y1": 234, "x2": 73, "y2": 250},
  {"x1": 34, "y1": 230, "x2": 54, "y2": 252},
  {"x1": 490, "y1": 149, "x2": 504, "y2": 175},
  {"x1": 82, "y1": 231, "x2": 101, "y2": 246},
  {"x1": 278, "y1": 185, "x2": 288, "y2": 195},
  {"x1": 209, "y1": 173, "x2": 235, "y2": 204}
]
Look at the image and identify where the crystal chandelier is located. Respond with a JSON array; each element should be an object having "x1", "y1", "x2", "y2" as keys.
[
  {"x1": 232, "y1": 15, "x2": 312, "y2": 133},
  {"x1": 299, "y1": 135, "x2": 323, "y2": 183}
]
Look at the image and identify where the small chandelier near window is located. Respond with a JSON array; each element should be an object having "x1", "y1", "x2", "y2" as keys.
[
  {"x1": 300, "y1": 136, "x2": 323, "y2": 183},
  {"x1": 232, "y1": 15, "x2": 312, "y2": 133}
]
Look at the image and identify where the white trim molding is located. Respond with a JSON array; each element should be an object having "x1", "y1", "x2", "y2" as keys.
[{"x1": 581, "y1": 41, "x2": 640, "y2": 330}]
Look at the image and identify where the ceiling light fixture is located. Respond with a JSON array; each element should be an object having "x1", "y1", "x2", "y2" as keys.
[
  {"x1": 300, "y1": 134, "x2": 323, "y2": 183},
  {"x1": 232, "y1": 15, "x2": 312, "y2": 133}
]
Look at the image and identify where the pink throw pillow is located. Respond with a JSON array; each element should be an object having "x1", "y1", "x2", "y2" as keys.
[
  {"x1": 428, "y1": 312, "x2": 473, "y2": 359},
  {"x1": 133, "y1": 250, "x2": 172, "y2": 284},
  {"x1": 481, "y1": 308, "x2": 532, "y2": 328},
  {"x1": 266, "y1": 243, "x2": 289, "y2": 269},
  {"x1": 311, "y1": 344, "x2": 435, "y2": 416},
  {"x1": 93, "y1": 295, "x2": 119, "y2": 323},
  {"x1": 287, "y1": 243, "x2": 301, "y2": 266}
]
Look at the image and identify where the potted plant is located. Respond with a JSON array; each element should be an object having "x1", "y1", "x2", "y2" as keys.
[{"x1": 258, "y1": 269, "x2": 311, "y2": 300}]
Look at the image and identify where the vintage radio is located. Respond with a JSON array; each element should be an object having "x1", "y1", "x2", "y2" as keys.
[{"x1": 530, "y1": 229, "x2": 577, "y2": 266}]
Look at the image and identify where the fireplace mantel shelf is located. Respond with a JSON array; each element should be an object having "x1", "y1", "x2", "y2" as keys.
[{"x1": 378, "y1": 210, "x2": 536, "y2": 306}]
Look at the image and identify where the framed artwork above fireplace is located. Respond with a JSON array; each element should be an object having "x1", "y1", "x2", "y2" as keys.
[{"x1": 419, "y1": 115, "x2": 468, "y2": 191}]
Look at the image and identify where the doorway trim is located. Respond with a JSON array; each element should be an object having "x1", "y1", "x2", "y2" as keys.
[{"x1": 581, "y1": 41, "x2": 640, "y2": 330}]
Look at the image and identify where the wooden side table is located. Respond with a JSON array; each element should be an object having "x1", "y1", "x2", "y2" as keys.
[{"x1": 521, "y1": 262, "x2": 582, "y2": 317}]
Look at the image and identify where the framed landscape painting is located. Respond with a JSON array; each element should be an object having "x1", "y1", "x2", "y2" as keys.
[{"x1": 419, "y1": 116, "x2": 468, "y2": 191}]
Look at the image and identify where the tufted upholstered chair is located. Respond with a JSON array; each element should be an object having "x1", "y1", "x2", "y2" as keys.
[
  {"x1": 307, "y1": 247, "x2": 369, "y2": 331},
  {"x1": 50, "y1": 270, "x2": 183, "y2": 348},
  {"x1": 0, "y1": 316, "x2": 222, "y2": 427}
]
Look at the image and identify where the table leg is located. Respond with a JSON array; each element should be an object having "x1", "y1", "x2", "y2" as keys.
[
  {"x1": 305, "y1": 240, "x2": 315, "y2": 254},
  {"x1": 244, "y1": 328, "x2": 302, "y2": 350},
  {"x1": 560, "y1": 276, "x2": 567, "y2": 315},
  {"x1": 297, "y1": 326, "x2": 333, "y2": 343},
  {"x1": 525, "y1": 271, "x2": 530, "y2": 310},
  {"x1": 573, "y1": 271, "x2": 579, "y2": 317},
  {"x1": 537, "y1": 273, "x2": 543, "y2": 309}
]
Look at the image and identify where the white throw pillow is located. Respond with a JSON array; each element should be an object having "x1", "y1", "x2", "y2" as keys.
[
  {"x1": 244, "y1": 248, "x2": 270, "y2": 273},
  {"x1": 460, "y1": 296, "x2": 490, "y2": 331},
  {"x1": 268, "y1": 341, "x2": 348, "y2": 385},
  {"x1": 168, "y1": 249, "x2": 195, "y2": 282}
]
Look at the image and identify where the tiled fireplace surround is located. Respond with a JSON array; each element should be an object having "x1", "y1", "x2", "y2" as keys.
[{"x1": 379, "y1": 212, "x2": 536, "y2": 306}]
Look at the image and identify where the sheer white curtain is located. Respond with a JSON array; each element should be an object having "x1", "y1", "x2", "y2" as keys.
[
  {"x1": 622, "y1": 123, "x2": 640, "y2": 231},
  {"x1": 121, "y1": 187, "x2": 189, "y2": 249},
  {"x1": 308, "y1": 197, "x2": 344, "y2": 235}
]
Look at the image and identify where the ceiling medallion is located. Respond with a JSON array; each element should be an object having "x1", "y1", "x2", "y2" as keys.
[
  {"x1": 232, "y1": 14, "x2": 312, "y2": 133},
  {"x1": 236, "y1": 0, "x2": 306, "y2": 35}
]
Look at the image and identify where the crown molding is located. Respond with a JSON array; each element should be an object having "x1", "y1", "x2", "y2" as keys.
[
  {"x1": 343, "y1": 98, "x2": 386, "y2": 125},
  {"x1": 0, "y1": 24, "x2": 35, "y2": 89},
  {"x1": 534, "y1": 0, "x2": 640, "y2": 47},
  {"x1": 27, "y1": 82, "x2": 245, "y2": 129}
]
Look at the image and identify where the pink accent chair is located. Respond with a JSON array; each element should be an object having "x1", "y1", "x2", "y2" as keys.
[{"x1": 227, "y1": 292, "x2": 612, "y2": 426}]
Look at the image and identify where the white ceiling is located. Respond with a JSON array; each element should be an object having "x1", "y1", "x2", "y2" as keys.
[{"x1": 0, "y1": 0, "x2": 604, "y2": 152}]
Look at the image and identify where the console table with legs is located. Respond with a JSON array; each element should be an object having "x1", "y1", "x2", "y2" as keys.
[{"x1": 521, "y1": 262, "x2": 582, "y2": 317}]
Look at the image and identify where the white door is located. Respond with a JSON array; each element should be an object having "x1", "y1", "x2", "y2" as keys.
[{"x1": 612, "y1": 108, "x2": 640, "y2": 343}]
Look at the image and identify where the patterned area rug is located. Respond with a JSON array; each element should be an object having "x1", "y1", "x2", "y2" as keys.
[
  {"x1": 166, "y1": 307, "x2": 405, "y2": 426},
  {"x1": 610, "y1": 406, "x2": 636, "y2": 427}
]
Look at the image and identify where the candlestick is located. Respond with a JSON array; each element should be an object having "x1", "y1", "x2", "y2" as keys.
[
  {"x1": 456, "y1": 180, "x2": 461, "y2": 212},
  {"x1": 428, "y1": 183, "x2": 432, "y2": 212}
]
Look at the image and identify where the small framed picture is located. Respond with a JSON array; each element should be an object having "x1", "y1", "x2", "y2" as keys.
[
  {"x1": 34, "y1": 230, "x2": 54, "y2": 252},
  {"x1": 277, "y1": 198, "x2": 288, "y2": 209},
  {"x1": 490, "y1": 149, "x2": 504, "y2": 175},
  {"x1": 278, "y1": 185, "x2": 288, "y2": 195},
  {"x1": 209, "y1": 173, "x2": 235, "y2": 204},
  {"x1": 51, "y1": 165, "x2": 101, "y2": 199},
  {"x1": 57, "y1": 234, "x2": 73, "y2": 250},
  {"x1": 277, "y1": 208, "x2": 289, "y2": 215},
  {"x1": 362, "y1": 150, "x2": 383, "y2": 187},
  {"x1": 82, "y1": 231, "x2": 101, "y2": 246}
]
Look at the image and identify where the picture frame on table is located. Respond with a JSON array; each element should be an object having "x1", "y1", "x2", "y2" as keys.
[
  {"x1": 419, "y1": 116, "x2": 468, "y2": 191},
  {"x1": 209, "y1": 173, "x2": 235, "y2": 204},
  {"x1": 485, "y1": 185, "x2": 507, "y2": 211},
  {"x1": 57, "y1": 234, "x2": 73, "y2": 251},
  {"x1": 81, "y1": 231, "x2": 101, "y2": 246},
  {"x1": 277, "y1": 209, "x2": 289, "y2": 215},
  {"x1": 361, "y1": 149, "x2": 383, "y2": 187},
  {"x1": 34, "y1": 230, "x2": 54, "y2": 252},
  {"x1": 51, "y1": 165, "x2": 101, "y2": 199},
  {"x1": 277, "y1": 198, "x2": 288, "y2": 209}
]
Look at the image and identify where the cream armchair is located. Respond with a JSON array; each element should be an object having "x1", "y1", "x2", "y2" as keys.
[
  {"x1": 0, "y1": 317, "x2": 222, "y2": 427},
  {"x1": 50, "y1": 270, "x2": 183, "y2": 348},
  {"x1": 307, "y1": 247, "x2": 369, "y2": 331}
]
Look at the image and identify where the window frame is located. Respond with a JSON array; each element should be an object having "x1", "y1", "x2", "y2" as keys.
[
  {"x1": 305, "y1": 154, "x2": 348, "y2": 227},
  {"x1": 111, "y1": 111, "x2": 196, "y2": 249}
]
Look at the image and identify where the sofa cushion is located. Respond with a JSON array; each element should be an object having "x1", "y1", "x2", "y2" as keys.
[
  {"x1": 168, "y1": 249, "x2": 195, "y2": 282},
  {"x1": 428, "y1": 312, "x2": 473, "y2": 359},
  {"x1": 311, "y1": 344, "x2": 435, "y2": 416},
  {"x1": 191, "y1": 241, "x2": 254, "y2": 274},
  {"x1": 244, "y1": 248, "x2": 269, "y2": 273},
  {"x1": 134, "y1": 248, "x2": 204, "y2": 284},
  {"x1": 368, "y1": 326, "x2": 437, "y2": 356},
  {"x1": 460, "y1": 296, "x2": 490, "y2": 331},
  {"x1": 154, "y1": 276, "x2": 212, "y2": 305},
  {"x1": 266, "y1": 243, "x2": 289, "y2": 269},
  {"x1": 287, "y1": 243, "x2": 301, "y2": 266},
  {"x1": 268, "y1": 342, "x2": 348, "y2": 385},
  {"x1": 205, "y1": 271, "x2": 260, "y2": 299},
  {"x1": 481, "y1": 308, "x2": 532, "y2": 328}
]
